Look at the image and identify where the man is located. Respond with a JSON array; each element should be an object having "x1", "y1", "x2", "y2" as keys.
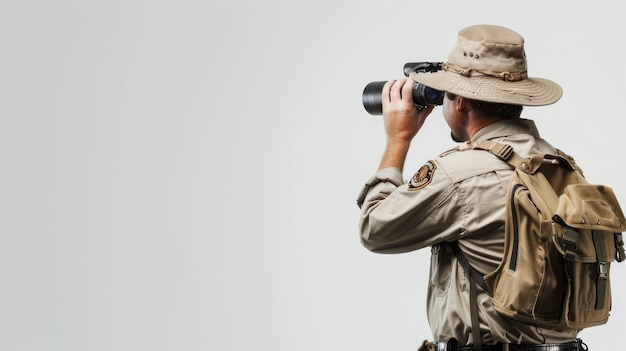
[{"x1": 356, "y1": 25, "x2": 583, "y2": 349}]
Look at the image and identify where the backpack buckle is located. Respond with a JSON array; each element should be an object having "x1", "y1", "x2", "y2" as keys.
[
  {"x1": 562, "y1": 227, "x2": 579, "y2": 261},
  {"x1": 598, "y1": 261, "x2": 608, "y2": 279}
]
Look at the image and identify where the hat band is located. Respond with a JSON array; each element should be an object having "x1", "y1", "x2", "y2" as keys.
[{"x1": 444, "y1": 62, "x2": 528, "y2": 82}]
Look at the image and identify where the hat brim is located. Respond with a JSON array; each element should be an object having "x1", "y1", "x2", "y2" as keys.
[{"x1": 409, "y1": 71, "x2": 562, "y2": 106}]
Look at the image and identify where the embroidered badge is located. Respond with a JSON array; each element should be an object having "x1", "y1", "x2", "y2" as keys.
[{"x1": 408, "y1": 160, "x2": 437, "y2": 191}]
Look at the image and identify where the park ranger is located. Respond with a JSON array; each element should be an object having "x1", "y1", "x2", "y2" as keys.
[{"x1": 357, "y1": 24, "x2": 586, "y2": 350}]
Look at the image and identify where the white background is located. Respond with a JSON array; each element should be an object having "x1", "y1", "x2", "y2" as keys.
[{"x1": 1, "y1": 1, "x2": 624, "y2": 350}]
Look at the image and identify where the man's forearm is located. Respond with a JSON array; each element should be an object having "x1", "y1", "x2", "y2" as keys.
[{"x1": 378, "y1": 138, "x2": 411, "y2": 171}]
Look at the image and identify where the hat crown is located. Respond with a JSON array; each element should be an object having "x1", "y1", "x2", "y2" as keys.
[
  {"x1": 409, "y1": 24, "x2": 562, "y2": 106},
  {"x1": 447, "y1": 24, "x2": 528, "y2": 76}
]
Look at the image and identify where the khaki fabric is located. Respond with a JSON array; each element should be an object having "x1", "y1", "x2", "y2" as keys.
[
  {"x1": 409, "y1": 25, "x2": 562, "y2": 106},
  {"x1": 449, "y1": 140, "x2": 626, "y2": 332},
  {"x1": 358, "y1": 119, "x2": 578, "y2": 345}
]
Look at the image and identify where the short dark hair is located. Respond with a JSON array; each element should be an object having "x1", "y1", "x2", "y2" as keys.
[{"x1": 445, "y1": 92, "x2": 523, "y2": 119}]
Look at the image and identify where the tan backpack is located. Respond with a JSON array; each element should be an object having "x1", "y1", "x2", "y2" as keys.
[{"x1": 451, "y1": 140, "x2": 625, "y2": 342}]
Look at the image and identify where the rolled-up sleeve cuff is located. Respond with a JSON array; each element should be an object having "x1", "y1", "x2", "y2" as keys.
[{"x1": 356, "y1": 167, "x2": 404, "y2": 208}]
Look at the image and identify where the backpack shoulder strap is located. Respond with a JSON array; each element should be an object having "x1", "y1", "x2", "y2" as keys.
[
  {"x1": 447, "y1": 241, "x2": 487, "y2": 351},
  {"x1": 446, "y1": 140, "x2": 557, "y2": 347},
  {"x1": 448, "y1": 241, "x2": 492, "y2": 295},
  {"x1": 462, "y1": 140, "x2": 540, "y2": 171},
  {"x1": 463, "y1": 140, "x2": 584, "y2": 176}
]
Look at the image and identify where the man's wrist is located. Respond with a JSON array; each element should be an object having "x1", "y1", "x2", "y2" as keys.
[{"x1": 378, "y1": 138, "x2": 411, "y2": 171}]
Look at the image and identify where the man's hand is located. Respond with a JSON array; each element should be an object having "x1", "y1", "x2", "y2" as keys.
[{"x1": 378, "y1": 78, "x2": 434, "y2": 171}]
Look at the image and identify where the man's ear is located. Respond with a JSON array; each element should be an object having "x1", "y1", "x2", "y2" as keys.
[{"x1": 456, "y1": 96, "x2": 467, "y2": 112}]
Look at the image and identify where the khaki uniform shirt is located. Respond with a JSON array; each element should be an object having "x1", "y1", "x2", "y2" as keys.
[{"x1": 357, "y1": 119, "x2": 579, "y2": 345}]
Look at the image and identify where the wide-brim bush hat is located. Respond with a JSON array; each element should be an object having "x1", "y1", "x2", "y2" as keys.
[{"x1": 410, "y1": 24, "x2": 562, "y2": 106}]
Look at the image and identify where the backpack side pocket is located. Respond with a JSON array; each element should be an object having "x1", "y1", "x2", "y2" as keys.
[{"x1": 552, "y1": 184, "x2": 626, "y2": 329}]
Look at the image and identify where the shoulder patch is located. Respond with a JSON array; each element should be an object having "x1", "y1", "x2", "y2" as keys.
[{"x1": 408, "y1": 160, "x2": 437, "y2": 191}]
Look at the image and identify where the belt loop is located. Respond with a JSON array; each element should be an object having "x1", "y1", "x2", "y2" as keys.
[{"x1": 501, "y1": 343, "x2": 509, "y2": 351}]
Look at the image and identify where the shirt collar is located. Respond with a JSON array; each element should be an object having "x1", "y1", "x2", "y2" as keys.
[{"x1": 471, "y1": 118, "x2": 541, "y2": 144}]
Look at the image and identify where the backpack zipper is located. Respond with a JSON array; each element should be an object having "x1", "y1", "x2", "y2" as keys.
[{"x1": 509, "y1": 183, "x2": 525, "y2": 271}]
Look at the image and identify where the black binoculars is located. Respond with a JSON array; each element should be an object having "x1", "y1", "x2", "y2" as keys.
[{"x1": 362, "y1": 61, "x2": 444, "y2": 115}]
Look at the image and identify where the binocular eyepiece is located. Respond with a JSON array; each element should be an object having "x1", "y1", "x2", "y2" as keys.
[{"x1": 362, "y1": 62, "x2": 444, "y2": 115}]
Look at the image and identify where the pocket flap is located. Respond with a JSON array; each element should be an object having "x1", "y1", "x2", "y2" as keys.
[{"x1": 554, "y1": 184, "x2": 626, "y2": 232}]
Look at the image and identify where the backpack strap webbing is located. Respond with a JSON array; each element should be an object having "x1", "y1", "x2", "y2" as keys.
[
  {"x1": 448, "y1": 241, "x2": 492, "y2": 294},
  {"x1": 448, "y1": 140, "x2": 558, "y2": 348},
  {"x1": 561, "y1": 227, "x2": 580, "y2": 262},
  {"x1": 592, "y1": 230, "x2": 609, "y2": 310},
  {"x1": 616, "y1": 234, "x2": 625, "y2": 262},
  {"x1": 448, "y1": 241, "x2": 490, "y2": 351},
  {"x1": 457, "y1": 140, "x2": 527, "y2": 169},
  {"x1": 458, "y1": 140, "x2": 581, "y2": 176}
]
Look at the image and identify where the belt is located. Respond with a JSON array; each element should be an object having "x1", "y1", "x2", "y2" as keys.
[{"x1": 435, "y1": 339, "x2": 587, "y2": 351}]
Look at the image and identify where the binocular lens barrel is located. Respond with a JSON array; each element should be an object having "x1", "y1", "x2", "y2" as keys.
[
  {"x1": 362, "y1": 81, "x2": 444, "y2": 115},
  {"x1": 362, "y1": 81, "x2": 387, "y2": 115}
]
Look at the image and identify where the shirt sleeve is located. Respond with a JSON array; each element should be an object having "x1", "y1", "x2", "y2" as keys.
[{"x1": 357, "y1": 160, "x2": 465, "y2": 254}]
